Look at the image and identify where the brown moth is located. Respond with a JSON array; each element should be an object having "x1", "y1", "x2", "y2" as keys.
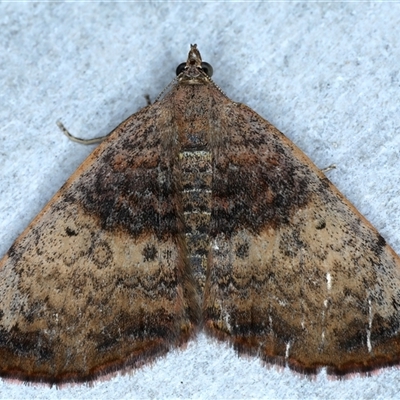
[{"x1": 1, "y1": 44, "x2": 400, "y2": 386}]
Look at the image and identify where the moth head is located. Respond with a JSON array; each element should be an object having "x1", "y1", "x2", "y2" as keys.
[{"x1": 176, "y1": 44, "x2": 213, "y2": 84}]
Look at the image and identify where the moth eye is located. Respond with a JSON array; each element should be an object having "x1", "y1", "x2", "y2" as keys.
[
  {"x1": 201, "y1": 62, "x2": 213, "y2": 77},
  {"x1": 176, "y1": 62, "x2": 186, "y2": 76}
]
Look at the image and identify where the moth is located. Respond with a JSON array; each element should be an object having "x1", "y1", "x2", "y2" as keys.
[{"x1": 1, "y1": 44, "x2": 400, "y2": 385}]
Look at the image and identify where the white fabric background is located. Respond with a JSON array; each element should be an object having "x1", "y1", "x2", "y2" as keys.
[{"x1": 1, "y1": 2, "x2": 400, "y2": 399}]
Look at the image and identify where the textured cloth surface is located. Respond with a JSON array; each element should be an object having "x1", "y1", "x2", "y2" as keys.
[{"x1": 1, "y1": 3, "x2": 400, "y2": 399}]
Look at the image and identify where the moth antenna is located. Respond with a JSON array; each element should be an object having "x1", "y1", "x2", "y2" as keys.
[
  {"x1": 209, "y1": 78, "x2": 227, "y2": 98},
  {"x1": 154, "y1": 77, "x2": 178, "y2": 102},
  {"x1": 56, "y1": 120, "x2": 109, "y2": 145}
]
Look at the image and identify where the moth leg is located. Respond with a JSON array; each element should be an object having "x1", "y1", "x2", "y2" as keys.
[
  {"x1": 56, "y1": 120, "x2": 110, "y2": 145},
  {"x1": 144, "y1": 94, "x2": 152, "y2": 105},
  {"x1": 321, "y1": 164, "x2": 336, "y2": 173}
]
